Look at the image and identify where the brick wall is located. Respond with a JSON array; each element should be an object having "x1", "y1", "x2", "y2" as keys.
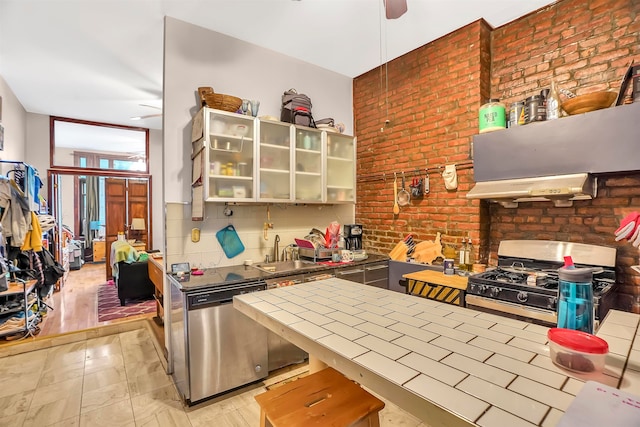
[
  {"x1": 353, "y1": 20, "x2": 491, "y2": 256},
  {"x1": 490, "y1": 0, "x2": 640, "y2": 311},
  {"x1": 353, "y1": 0, "x2": 640, "y2": 309}
]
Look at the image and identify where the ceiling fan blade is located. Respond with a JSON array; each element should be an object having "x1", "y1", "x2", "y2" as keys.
[
  {"x1": 139, "y1": 104, "x2": 162, "y2": 110},
  {"x1": 384, "y1": 0, "x2": 407, "y2": 19},
  {"x1": 130, "y1": 113, "x2": 162, "y2": 120}
]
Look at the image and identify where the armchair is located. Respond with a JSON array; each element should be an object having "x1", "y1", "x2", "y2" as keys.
[{"x1": 116, "y1": 260, "x2": 154, "y2": 306}]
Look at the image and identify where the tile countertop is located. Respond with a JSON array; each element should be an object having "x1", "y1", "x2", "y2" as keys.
[
  {"x1": 234, "y1": 278, "x2": 640, "y2": 427},
  {"x1": 168, "y1": 254, "x2": 388, "y2": 292}
]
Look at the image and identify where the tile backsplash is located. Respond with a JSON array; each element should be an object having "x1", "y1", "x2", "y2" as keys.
[{"x1": 165, "y1": 202, "x2": 354, "y2": 268}]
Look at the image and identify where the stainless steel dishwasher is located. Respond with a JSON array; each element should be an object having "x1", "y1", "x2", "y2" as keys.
[{"x1": 170, "y1": 279, "x2": 268, "y2": 405}]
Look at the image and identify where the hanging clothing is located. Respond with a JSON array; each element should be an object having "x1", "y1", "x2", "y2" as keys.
[
  {"x1": 21, "y1": 211, "x2": 43, "y2": 252},
  {"x1": 0, "y1": 178, "x2": 32, "y2": 247}
]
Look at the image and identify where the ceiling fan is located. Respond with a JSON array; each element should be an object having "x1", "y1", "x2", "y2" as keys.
[
  {"x1": 130, "y1": 103, "x2": 162, "y2": 121},
  {"x1": 384, "y1": 0, "x2": 407, "y2": 19}
]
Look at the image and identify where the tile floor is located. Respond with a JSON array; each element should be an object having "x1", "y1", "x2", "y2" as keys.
[{"x1": 0, "y1": 326, "x2": 429, "y2": 427}]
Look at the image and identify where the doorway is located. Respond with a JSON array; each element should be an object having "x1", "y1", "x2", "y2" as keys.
[{"x1": 44, "y1": 170, "x2": 153, "y2": 337}]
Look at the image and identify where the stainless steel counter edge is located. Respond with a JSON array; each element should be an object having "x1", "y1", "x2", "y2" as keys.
[{"x1": 167, "y1": 254, "x2": 390, "y2": 292}]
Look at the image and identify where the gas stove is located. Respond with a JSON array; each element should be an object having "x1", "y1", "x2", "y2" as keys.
[{"x1": 466, "y1": 240, "x2": 617, "y2": 326}]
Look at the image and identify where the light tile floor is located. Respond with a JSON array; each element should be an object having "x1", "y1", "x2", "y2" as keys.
[{"x1": 0, "y1": 327, "x2": 430, "y2": 427}]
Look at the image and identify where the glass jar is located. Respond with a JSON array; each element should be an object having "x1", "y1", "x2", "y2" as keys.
[{"x1": 478, "y1": 99, "x2": 506, "y2": 133}]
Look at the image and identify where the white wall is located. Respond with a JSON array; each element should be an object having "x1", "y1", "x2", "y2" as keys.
[
  {"x1": 162, "y1": 17, "x2": 355, "y2": 267},
  {"x1": 0, "y1": 74, "x2": 27, "y2": 161},
  {"x1": 163, "y1": 16, "x2": 354, "y2": 202}
]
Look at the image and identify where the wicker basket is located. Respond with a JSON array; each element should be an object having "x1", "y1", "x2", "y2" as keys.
[{"x1": 197, "y1": 86, "x2": 242, "y2": 112}]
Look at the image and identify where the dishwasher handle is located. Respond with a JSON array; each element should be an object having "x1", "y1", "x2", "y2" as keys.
[{"x1": 188, "y1": 281, "x2": 266, "y2": 310}]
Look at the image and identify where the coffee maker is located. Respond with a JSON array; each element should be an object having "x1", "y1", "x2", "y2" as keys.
[{"x1": 343, "y1": 224, "x2": 363, "y2": 251}]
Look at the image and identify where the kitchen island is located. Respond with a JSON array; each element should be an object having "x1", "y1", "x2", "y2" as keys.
[{"x1": 234, "y1": 277, "x2": 640, "y2": 427}]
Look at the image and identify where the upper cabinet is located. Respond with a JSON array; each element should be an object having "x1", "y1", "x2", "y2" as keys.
[
  {"x1": 193, "y1": 109, "x2": 256, "y2": 202},
  {"x1": 294, "y1": 126, "x2": 324, "y2": 203},
  {"x1": 326, "y1": 132, "x2": 356, "y2": 203},
  {"x1": 192, "y1": 107, "x2": 356, "y2": 204},
  {"x1": 257, "y1": 119, "x2": 293, "y2": 202}
]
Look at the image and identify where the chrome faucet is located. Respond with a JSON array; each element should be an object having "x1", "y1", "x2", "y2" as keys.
[{"x1": 273, "y1": 235, "x2": 280, "y2": 262}]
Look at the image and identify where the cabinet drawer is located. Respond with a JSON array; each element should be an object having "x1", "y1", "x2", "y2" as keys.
[
  {"x1": 148, "y1": 260, "x2": 164, "y2": 292},
  {"x1": 365, "y1": 262, "x2": 388, "y2": 283},
  {"x1": 335, "y1": 267, "x2": 364, "y2": 283}
]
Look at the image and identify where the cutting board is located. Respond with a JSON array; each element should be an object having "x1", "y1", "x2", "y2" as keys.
[
  {"x1": 216, "y1": 224, "x2": 245, "y2": 258},
  {"x1": 412, "y1": 232, "x2": 444, "y2": 264}
]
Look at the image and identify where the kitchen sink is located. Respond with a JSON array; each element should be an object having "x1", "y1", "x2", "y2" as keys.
[{"x1": 251, "y1": 259, "x2": 317, "y2": 274}]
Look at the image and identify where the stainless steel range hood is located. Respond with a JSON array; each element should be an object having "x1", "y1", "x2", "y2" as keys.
[{"x1": 466, "y1": 173, "x2": 597, "y2": 208}]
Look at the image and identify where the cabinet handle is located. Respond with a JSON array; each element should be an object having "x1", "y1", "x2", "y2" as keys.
[
  {"x1": 338, "y1": 269, "x2": 364, "y2": 275},
  {"x1": 366, "y1": 265, "x2": 388, "y2": 271}
]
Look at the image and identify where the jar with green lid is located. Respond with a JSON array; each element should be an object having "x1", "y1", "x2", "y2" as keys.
[{"x1": 479, "y1": 99, "x2": 506, "y2": 133}]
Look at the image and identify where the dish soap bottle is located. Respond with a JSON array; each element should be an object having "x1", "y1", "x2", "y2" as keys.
[{"x1": 546, "y1": 79, "x2": 561, "y2": 120}]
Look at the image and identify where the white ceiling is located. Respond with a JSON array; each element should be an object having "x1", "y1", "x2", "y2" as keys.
[{"x1": 0, "y1": 0, "x2": 556, "y2": 132}]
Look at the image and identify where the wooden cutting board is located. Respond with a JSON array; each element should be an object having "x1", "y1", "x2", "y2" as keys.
[{"x1": 412, "y1": 232, "x2": 444, "y2": 264}]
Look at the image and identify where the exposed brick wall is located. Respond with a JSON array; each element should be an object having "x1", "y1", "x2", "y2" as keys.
[
  {"x1": 489, "y1": 0, "x2": 640, "y2": 311},
  {"x1": 353, "y1": 0, "x2": 640, "y2": 310},
  {"x1": 353, "y1": 20, "x2": 491, "y2": 256}
]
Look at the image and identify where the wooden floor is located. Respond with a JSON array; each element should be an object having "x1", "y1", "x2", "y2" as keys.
[{"x1": 10, "y1": 261, "x2": 155, "y2": 342}]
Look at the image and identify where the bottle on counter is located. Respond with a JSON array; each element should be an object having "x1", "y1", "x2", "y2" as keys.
[
  {"x1": 465, "y1": 236, "x2": 474, "y2": 272},
  {"x1": 458, "y1": 238, "x2": 468, "y2": 271},
  {"x1": 546, "y1": 79, "x2": 561, "y2": 120}
]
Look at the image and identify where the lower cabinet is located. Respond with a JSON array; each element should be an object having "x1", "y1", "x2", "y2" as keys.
[
  {"x1": 334, "y1": 261, "x2": 389, "y2": 289},
  {"x1": 334, "y1": 266, "x2": 364, "y2": 283},
  {"x1": 364, "y1": 261, "x2": 389, "y2": 289}
]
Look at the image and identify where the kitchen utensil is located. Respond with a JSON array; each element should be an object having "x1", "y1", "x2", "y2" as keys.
[
  {"x1": 410, "y1": 172, "x2": 423, "y2": 198},
  {"x1": 561, "y1": 91, "x2": 617, "y2": 115},
  {"x1": 397, "y1": 173, "x2": 410, "y2": 206},
  {"x1": 392, "y1": 175, "x2": 400, "y2": 215},
  {"x1": 215, "y1": 224, "x2": 245, "y2": 258},
  {"x1": 424, "y1": 170, "x2": 430, "y2": 195}
]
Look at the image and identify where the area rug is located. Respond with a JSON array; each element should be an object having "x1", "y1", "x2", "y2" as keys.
[{"x1": 97, "y1": 282, "x2": 155, "y2": 322}]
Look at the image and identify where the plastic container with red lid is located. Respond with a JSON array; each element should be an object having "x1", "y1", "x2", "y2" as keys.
[{"x1": 547, "y1": 328, "x2": 608, "y2": 373}]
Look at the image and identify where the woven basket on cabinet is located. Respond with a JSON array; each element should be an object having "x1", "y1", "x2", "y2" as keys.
[{"x1": 197, "y1": 86, "x2": 242, "y2": 112}]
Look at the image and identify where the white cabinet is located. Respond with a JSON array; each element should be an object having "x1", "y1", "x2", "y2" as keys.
[
  {"x1": 326, "y1": 132, "x2": 356, "y2": 203},
  {"x1": 257, "y1": 120, "x2": 293, "y2": 202},
  {"x1": 293, "y1": 126, "x2": 324, "y2": 203},
  {"x1": 192, "y1": 108, "x2": 355, "y2": 204},
  {"x1": 193, "y1": 108, "x2": 256, "y2": 202}
]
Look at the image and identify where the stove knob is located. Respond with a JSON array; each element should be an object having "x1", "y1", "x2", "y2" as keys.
[
  {"x1": 489, "y1": 287, "x2": 501, "y2": 297},
  {"x1": 479, "y1": 285, "x2": 489, "y2": 295},
  {"x1": 516, "y1": 291, "x2": 528, "y2": 303}
]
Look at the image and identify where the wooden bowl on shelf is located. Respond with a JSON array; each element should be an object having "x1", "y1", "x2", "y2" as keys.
[{"x1": 561, "y1": 91, "x2": 617, "y2": 115}]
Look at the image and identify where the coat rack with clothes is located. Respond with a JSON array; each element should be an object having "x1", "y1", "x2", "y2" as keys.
[{"x1": 0, "y1": 161, "x2": 55, "y2": 339}]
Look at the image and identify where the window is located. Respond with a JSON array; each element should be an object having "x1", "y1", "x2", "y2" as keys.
[{"x1": 51, "y1": 117, "x2": 149, "y2": 173}]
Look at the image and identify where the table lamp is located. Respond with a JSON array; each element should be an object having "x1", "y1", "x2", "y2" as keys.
[{"x1": 130, "y1": 218, "x2": 145, "y2": 242}]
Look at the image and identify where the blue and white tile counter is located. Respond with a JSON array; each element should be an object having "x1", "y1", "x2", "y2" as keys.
[{"x1": 234, "y1": 278, "x2": 640, "y2": 427}]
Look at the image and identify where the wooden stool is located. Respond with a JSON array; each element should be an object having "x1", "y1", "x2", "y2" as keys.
[{"x1": 255, "y1": 367, "x2": 385, "y2": 427}]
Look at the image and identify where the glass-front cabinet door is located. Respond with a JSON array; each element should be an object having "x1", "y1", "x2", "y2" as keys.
[
  {"x1": 204, "y1": 109, "x2": 256, "y2": 201},
  {"x1": 326, "y1": 132, "x2": 356, "y2": 203},
  {"x1": 257, "y1": 120, "x2": 293, "y2": 202},
  {"x1": 293, "y1": 126, "x2": 324, "y2": 203}
]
